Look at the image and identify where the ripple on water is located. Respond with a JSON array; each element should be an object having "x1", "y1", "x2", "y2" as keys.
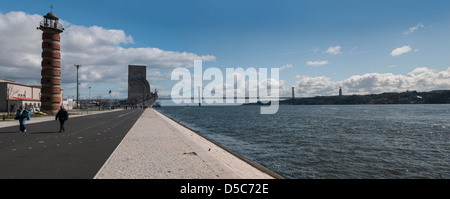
[{"x1": 158, "y1": 105, "x2": 450, "y2": 179}]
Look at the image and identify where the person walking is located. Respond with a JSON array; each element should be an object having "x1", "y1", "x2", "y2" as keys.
[
  {"x1": 55, "y1": 106, "x2": 69, "y2": 133},
  {"x1": 16, "y1": 105, "x2": 31, "y2": 133}
]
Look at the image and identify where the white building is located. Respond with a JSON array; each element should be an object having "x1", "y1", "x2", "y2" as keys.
[
  {"x1": 0, "y1": 79, "x2": 42, "y2": 113},
  {"x1": 62, "y1": 98, "x2": 74, "y2": 110}
]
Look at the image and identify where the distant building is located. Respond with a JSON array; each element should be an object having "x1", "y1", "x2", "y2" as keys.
[
  {"x1": 339, "y1": 87, "x2": 342, "y2": 96},
  {"x1": 0, "y1": 79, "x2": 42, "y2": 113},
  {"x1": 128, "y1": 65, "x2": 153, "y2": 106},
  {"x1": 125, "y1": 65, "x2": 158, "y2": 108},
  {"x1": 62, "y1": 98, "x2": 74, "y2": 110},
  {"x1": 128, "y1": 65, "x2": 151, "y2": 99}
]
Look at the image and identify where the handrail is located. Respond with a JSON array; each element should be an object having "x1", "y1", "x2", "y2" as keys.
[{"x1": 39, "y1": 21, "x2": 64, "y2": 31}]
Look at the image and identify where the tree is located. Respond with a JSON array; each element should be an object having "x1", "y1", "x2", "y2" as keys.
[{"x1": 6, "y1": 85, "x2": 18, "y2": 116}]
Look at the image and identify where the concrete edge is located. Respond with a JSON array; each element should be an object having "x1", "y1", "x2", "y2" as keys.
[{"x1": 154, "y1": 109, "x2": 285, "y2": 179}]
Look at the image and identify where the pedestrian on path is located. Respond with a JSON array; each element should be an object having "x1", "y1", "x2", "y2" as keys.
[
  {"x1": 55, "y1": 106, "x2": 69, "y2": 133},
  {"x1": 15, "y1": 105, "x2": 30, "y2": 133}
]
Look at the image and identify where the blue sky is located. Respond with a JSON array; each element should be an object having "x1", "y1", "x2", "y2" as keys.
[{"x1": 1, "y1": 0, "x2": 450, "y2": 103}]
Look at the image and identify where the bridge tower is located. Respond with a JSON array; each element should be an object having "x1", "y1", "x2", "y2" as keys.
[{"x1": 292, "y1": 87, "x2": 295, "y2": 105}]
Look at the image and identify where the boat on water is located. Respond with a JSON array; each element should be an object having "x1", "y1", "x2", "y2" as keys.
[{"x1": 153, "y1": 101, "x2": 161, "y2": 108}]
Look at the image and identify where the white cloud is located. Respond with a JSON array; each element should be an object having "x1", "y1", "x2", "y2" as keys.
[
  {"x1": 408, "y1": 67, "x2": 433, "y2": 75},
  {"x1": 64, "y1": 25, "x2": 134, "y2": 50},
  {"x1": 390, "y1": 45, "x2": 412, "y2": 56},
  {"x1": 0, "y1": 11, "x2": 215, "y2": 98},
  {"x1": 323, "y1": 46, "x2": 342, "y2": 55},
  {"x1": 294, "y1": 75, "x2": 336, "y2": 97},
  {"x1": 403, "y1": 23, "x2": 425, "y2": 35},
  {"x1": 279, "y1": 64, "x2": 293, "y2": 71},
  {"x1": 0, "y1": 11, "x2": 42, "y2": 76},
  {"x1": 306, "y1": 60, "x2": 328, "y2": 66},
  {"x1": 60, "y1": 24, "x2": 215, "y2": 84},
  {"x1": 294, "y1": 67, "x2": 450, "y2": 97}
]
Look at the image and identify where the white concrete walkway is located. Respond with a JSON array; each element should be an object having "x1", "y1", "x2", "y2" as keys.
[{"x1": 94, "y1": 108, "x2": 276, "y2": 179}]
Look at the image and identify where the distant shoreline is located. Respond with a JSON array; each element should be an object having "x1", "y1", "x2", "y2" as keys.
[{"x1": 244, "y1": 90, "x2": 450, "y2": 106}]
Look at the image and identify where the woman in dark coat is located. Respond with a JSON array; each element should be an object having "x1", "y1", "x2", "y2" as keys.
[{"x1": 55, "y1": 106, "x2": 69, "y2": 133}]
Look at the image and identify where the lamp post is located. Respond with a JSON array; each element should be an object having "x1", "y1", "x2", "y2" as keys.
[{"x1": 74, "y1": 64, "x2": 81, "y2": 109}]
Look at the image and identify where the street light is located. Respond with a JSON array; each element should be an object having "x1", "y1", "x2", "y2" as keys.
[{"x1": 74, "y1": 64, "x2": 81, "y2": 109}]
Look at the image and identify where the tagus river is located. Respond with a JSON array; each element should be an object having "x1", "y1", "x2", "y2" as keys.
[{"x1": 157, "y1": 105, "x2": 449, "y2": 179}]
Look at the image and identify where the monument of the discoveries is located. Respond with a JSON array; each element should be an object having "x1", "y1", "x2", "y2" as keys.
[{"x1": 127, "y1": 65, "x2": 158, "y2": 108}]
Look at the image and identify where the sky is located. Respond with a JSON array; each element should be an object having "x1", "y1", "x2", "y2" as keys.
[{"x1": 1, "y1": 0, "x2": 450, "y2": 105}]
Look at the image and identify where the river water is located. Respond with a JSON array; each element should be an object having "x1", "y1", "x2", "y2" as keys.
[{"x1": 156, "y1": 104, "x2": 449, "y2": 179}]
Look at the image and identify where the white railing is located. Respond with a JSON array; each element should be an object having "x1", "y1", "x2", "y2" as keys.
[{"x1": 39, "y1": 21, "x2": 64, "y2": 31}]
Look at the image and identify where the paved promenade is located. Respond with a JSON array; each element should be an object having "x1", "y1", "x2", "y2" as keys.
[
  {"x1": 95, "y1": 108, "x2": 277, "y2": 179},
  {"x1": 1, "y1": 108, "x2": 280, "y2": 179},
  {"x1": 0, "y1": 109, "x2": 143, "y2": 178},
  {"x1": 0, "y1": 109, "x2": 123, "y2": 129}
]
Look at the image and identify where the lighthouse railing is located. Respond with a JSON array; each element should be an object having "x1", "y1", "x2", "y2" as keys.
[{"x1": 39, "y1": 21, "x2": 64, "y2": 31}]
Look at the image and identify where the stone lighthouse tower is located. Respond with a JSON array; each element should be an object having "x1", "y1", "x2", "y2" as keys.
[{"x1": 38, "y1": 12, "x2": 64, "y2": 113}]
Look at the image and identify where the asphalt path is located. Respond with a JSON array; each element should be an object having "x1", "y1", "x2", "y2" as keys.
[{"x1": 0, "y1": 109, "x2": 145, "y2": 179}]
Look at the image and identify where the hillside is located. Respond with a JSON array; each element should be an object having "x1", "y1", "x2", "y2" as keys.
[{"x1": 277, "y1": 90, "x2": 450, "y2": 105}]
